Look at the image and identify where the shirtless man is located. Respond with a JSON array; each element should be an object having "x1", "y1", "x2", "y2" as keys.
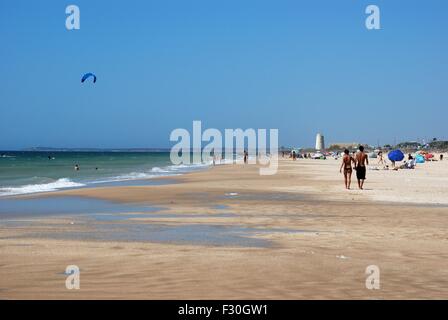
[
  {"x1": 339, "y1": 149, "x2": 356, "y2": 189},
  {"x1": 355, "y1": 145, "x2": 369, "y2": 190}
]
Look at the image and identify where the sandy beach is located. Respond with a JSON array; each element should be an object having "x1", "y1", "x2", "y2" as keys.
[{"x1": 1, "y1": 158, "x2": 448, "y2": 299}]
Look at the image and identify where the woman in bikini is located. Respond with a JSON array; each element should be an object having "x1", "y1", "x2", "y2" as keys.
[
  {"x1": 340, "y1": 149, "x2": 356, "y2": 189},
  {"x1": 378, "y1": 150, "x2": 385, "y2": 165}
]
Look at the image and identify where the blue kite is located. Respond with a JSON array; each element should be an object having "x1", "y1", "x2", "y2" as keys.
[{"x1": 81, "y1": 73, "x2": 97, "y2": 83}]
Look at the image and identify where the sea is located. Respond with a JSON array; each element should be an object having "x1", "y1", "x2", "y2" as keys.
[{"x1": 0, "y1": 151, "x2": 213, "y2": 197}]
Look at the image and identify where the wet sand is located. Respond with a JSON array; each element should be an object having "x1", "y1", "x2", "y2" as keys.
[{"x1": 1, "y1": 158, "x2": 448, "y2": 299}]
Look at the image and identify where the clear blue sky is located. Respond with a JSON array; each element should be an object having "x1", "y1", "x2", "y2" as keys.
[{"x1": 1, "y1": 0, "x2": 447, "y2": 149}]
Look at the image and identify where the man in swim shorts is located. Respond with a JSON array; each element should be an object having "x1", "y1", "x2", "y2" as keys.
[{"x1": 355, "y1": 145, "x2": 369, "y2": 190}]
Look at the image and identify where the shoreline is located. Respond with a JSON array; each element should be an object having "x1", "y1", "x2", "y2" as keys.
[
  {"x1": 0, "y1": 159, "x2": 214, "y2": 199},
  {"x1": 52, "y1": 156, "x2": 448, "y2": 206}
]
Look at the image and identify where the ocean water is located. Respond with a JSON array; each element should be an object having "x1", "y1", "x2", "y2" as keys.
[{"x1": 0, "y1": 151, "x2": 210, "y2": 197}]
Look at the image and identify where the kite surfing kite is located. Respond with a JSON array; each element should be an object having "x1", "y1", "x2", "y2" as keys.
[{"x1": 81, "y1": 73, "x2": 97, "y2": 83}]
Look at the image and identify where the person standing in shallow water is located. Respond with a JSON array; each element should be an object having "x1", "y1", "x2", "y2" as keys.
[
  {"x1": 243, "y1": 150, "x2": 248, "y2": 164},
  {"x1": 340, "y1": 149, "x2": 356, "y2": 189},
  {"x1": 355, "y1": 145, "x2": 369, "y2": 190}
]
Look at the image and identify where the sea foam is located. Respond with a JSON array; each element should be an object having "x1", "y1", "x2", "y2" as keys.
[{"x1": 0, "y1": 178, "x2": 85, "y2": 197}]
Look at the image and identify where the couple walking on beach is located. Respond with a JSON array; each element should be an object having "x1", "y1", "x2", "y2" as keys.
[{"x1": 339, "y1": 145, "x2": 369, "y2": 190}]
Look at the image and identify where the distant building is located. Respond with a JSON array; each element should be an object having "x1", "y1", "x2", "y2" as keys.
[
  {"x1": 315, "y1": 133, "x2": 325, "y2": 150},
  {"x1": 329, "y1": 142, "x2": 360, "y2": 150}
]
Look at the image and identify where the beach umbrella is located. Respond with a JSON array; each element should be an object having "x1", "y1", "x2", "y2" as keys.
[
  {"x1": 415, "y1": 154, "x2": 425, "y2": 163},
  {"x1": 388, "y1": 150, "x2": 405, "y2": 162}
]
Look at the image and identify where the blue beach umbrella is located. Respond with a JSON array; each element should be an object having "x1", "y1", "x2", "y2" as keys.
[
  {"x1": 388, "y1": 150, "x2": 405, "y2": 162},
  {"x1": 415, "y1": 154, "x2": 425, "y2": 163}
]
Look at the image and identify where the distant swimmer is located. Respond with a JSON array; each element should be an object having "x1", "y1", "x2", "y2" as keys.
[
  {"x1": 354, "y1": 145, "x2": 369, "y2": 190},
  {"x1": 340, "y1": 149, "x2": 356, "y2": 190},
  {"x1": 74, "y1": 164, "x2": 80, "y2": 171}
]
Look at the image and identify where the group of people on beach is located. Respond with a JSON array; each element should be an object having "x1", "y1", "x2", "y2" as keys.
[{"x1": 339, "y1": 145, "x2": 369, "y2": 190}]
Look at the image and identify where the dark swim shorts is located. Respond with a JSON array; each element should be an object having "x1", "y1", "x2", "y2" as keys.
[{"x1": 356, "y1": 166, "x2": 366, "y2": 180}]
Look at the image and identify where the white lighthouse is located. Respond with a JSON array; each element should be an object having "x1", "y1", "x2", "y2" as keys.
[{"x1": 315, "y1": 133, "x2": 325, "y2": 151}]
